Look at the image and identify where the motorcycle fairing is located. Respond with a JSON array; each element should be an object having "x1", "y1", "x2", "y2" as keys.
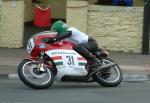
[{"x1": 45, "y1": 49, "x2": 88, "y2": 81}]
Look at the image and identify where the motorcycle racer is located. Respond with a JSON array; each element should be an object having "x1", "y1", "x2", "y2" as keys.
[{"x1": 43, "y1": 20, "x2": 101, "y2": 69}]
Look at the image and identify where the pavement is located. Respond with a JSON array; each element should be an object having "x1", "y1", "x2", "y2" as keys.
[{"x1": 0, "y1": 48, "x2": 150, "y2": 81}]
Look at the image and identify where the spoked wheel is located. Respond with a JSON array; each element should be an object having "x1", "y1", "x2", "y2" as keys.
[
  {"x1": 18, "y1": 59, "x2": 54, "y2": 89},
  {"x1": 93, "y1": 58, "x2": 123, "y2": 87}
]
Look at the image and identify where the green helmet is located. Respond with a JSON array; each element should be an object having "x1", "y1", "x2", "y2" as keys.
[{"x1": 50, "y1": 20, "x2": 68, "y2": 34}]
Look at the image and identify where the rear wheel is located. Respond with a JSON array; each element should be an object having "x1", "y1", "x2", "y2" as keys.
[
  {"x1": 18, "y1": 59, "x2": 54, "y2": 89},
  {"x1": 93, "y1": 58, "x2": 123, "y2": 87}
]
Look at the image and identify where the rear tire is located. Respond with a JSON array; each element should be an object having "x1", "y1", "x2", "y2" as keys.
[
  {"x1": 18, "y1": 59, "x2": 54, "y2": 89},
  {"x1": 93, "y1": 58, "x2": 123, "y2": 87}
]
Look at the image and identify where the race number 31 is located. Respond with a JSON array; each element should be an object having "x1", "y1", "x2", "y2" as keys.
[{"x1": 66, "y1": 56, "x2": 75, "y2": 65}]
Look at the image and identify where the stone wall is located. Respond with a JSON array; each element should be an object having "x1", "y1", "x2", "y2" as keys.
[
  {"x1": 0, "y1": 0, "x2": 2, "y2": 41},
  {"x1": 88, "y1": 5, "x2": 143, "y2": 53},
  {"x1": 67, "y1": 0, "x2": 88, "y2": 33},
  {"x1": 0, "y1": 0, "x2": 1, "y2": 18},
  {"x1": 0, "y1": 0, "x2": 24, "y2": 48},
  {"x1": 133, "y1": 0, "x2": 144, "y2": 7},
  {"x1": 67, "y1": 0, "x2": 144, "y2": 53}
]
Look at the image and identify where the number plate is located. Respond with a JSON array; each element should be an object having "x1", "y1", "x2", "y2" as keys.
[{"x1": 27, "y1": 38, "x2": 35, "y2": 54}]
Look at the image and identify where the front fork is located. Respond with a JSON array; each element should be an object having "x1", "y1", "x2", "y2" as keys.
[{"x1": 37, "y1": 52, "x2": 46, "y2": 72}]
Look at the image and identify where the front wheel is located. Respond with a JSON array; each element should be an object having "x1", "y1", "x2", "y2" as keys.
[
  {"x1": 93, "y1": 58, "x2": 123, "y2": 87},
  {"x1": 18, "y1": 59, "x2": 54, "y2": 89}
]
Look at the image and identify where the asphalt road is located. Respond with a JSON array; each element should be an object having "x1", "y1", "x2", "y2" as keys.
[{"x1": 0, "y1": 79, "x2": 150, "y2": 103}]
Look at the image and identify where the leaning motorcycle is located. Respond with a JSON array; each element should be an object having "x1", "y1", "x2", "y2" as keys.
[{"x1": 18, "y1": 31, "x2": 123, "y2": 89}]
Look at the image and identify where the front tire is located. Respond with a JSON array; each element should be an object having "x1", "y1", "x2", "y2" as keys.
[
  {"x1": 18, "y1": 59, "x2": 54, "y2": 89},
  {"x1": 93, "y1": 58, "x2": 123, "y2": 87}
]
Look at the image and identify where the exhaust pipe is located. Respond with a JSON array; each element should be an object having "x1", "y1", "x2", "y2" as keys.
[
  {"x1": 98, "y1": 63, "x2": 115, "y2": 70},
  {"x1": 88, "y1": 63, "x2": 116, "y2": 77}
]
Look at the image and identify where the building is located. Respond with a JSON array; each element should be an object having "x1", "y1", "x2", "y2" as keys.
[{"x1": 0, "y1": 0, "x2": 149, "y2": 54}]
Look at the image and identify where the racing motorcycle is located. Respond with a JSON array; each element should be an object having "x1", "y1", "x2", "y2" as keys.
[{"x1": 18, "y1": 31, "x2": 123, "y2": 89}]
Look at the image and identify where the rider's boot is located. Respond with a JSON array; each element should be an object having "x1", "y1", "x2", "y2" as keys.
[{"x1": 89, "y1": 56, "x2": 101, "y2": 70}]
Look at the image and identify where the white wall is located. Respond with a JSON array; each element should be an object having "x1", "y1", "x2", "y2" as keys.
[{"x1": 0, "y1": 0, "x2": 24, "y2": 48}]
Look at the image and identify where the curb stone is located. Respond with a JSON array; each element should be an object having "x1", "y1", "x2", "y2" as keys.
[
  {"x1": 8, "y1": 74, "x2": 19, "y2": 79},
  {"x1": 123, "y1": 75, "x2": 149, "y2": 82},
  {"x1": 0, "y1": 74, "x2": 19, "y2": 79},
  {"x1": 0, "y1": 74, "x2": 149, "y2": 82}
]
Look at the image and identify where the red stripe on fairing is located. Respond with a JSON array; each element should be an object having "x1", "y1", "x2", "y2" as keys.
[
  {"x1": 77, "y1": 57, "x2": 86, "y2": 61},
  {"x1": 51, "y1": 56, "x2": 62, "y2": 60}
]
